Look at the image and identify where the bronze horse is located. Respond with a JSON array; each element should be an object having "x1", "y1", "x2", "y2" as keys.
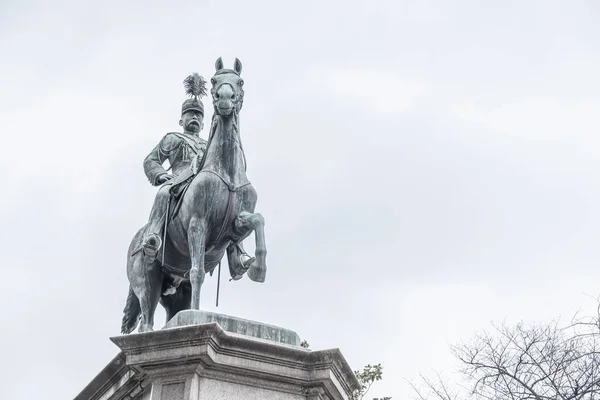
[{"x1": 121, "y1": 57, "x2": 267, "y2": 333}]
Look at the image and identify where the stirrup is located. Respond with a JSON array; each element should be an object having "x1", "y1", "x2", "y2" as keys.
[
  {"x1": 230, "y1": 255, "x2": 255, "y2": 281},
  {"x1": 142, "y1": 234, "x2": 162, "y2": 260}
]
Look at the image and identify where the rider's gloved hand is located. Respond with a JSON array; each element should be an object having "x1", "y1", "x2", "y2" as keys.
[{"x1": 156, "y1": 174, "x2": 173, "y2": 185}]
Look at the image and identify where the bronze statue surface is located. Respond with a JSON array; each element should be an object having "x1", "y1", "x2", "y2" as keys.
[{"x1": 121, "y1": 57, "x2": 267, "y2": 334}]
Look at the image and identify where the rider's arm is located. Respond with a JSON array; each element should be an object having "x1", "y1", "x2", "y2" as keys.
[{"x1": 143, "y1": 134, "x2": 181, "y2": 186}]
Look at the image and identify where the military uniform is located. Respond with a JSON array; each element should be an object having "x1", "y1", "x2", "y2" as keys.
[
  {"x1": 143, "y1": 132, "x2": 207, "y2": 185},
  {"x1": 141, "y1": 90, "x2": 207, "y2": 260},
  {"x1": 139, "y1": 70, "x2": 255, "y2": 281}
]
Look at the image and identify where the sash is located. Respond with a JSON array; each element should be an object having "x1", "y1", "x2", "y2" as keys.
[{"x1": 173, "y1": 133, "x2": 204, "y2": 156}]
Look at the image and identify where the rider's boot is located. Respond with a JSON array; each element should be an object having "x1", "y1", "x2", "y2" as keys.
[
  {"x1": 142, "y1": 231, "x2": 162, "y2": 262},
  {"x1": 226, "y1": 242, "x2": 256, "y2": 281},
  {"x1": 142, "y1": 186, "x2": 170, "y2": 262}
]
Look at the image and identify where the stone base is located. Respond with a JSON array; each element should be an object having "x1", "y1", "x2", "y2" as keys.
[
  {"x1": 164, "y1": 310, "x2": 301, "y2": 346},
  {"x1": 75, "y1": 312, "x2": 359, "y2": 400}
]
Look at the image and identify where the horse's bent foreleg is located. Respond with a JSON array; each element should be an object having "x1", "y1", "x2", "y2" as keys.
[
  {"x1": 236, "y1": 211, "x2": 267, "y2": 283},
  {"x1": 188, "y1": 217, "x2": 207, "y2": 309},
  {"x1": 129, "y1": 254, "x2": 162, "y2": 332}
]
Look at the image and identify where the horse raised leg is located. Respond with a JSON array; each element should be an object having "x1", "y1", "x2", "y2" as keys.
[
  {"x1": 188, "y1": 217, "x2": 207, "y2": 309},
  {"x1": 235, "y1": 211, "x2": 267, "y2": 282}
]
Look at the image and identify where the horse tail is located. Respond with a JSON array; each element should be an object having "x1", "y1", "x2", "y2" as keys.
[{"x1": 121, "y1": 286, "x2": 141, "y2": 334}]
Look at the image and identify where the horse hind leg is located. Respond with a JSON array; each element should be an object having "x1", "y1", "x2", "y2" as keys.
[
  {"x1": 235, "y1": 211, "x2": 267, "y2": 283},
  {"x1": 128, "y1": 252, "x2": 163, "y2": 332}
]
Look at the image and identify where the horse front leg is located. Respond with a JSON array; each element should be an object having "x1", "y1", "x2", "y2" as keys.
[
  {"x1": 236, "y1": 211, "x2": 267, "y2": 283},
  {"x1": 188, "y1": 217, "x2": 207, "y2": 309}
]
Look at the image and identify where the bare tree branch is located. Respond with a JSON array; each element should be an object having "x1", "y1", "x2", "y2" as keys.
[{"x1": 413, "y1": 301, "x2": 600, "y2": 400}]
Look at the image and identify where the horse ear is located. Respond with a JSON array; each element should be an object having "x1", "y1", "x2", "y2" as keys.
[
  {"x1": 215, "y1": 57, "x2": 224, "y2": 71},
  {"x1": 233, "y1": 58, "x2": 242, "y2": 74}
]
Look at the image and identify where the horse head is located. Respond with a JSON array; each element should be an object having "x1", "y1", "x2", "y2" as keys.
[{"x1": 210, "y1": 57, "x2": 244, "y2": 117}]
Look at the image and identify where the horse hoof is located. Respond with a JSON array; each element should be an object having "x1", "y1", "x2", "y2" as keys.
[{"x1": 247, "y1": 263, "x2": 266, "y2": 283}]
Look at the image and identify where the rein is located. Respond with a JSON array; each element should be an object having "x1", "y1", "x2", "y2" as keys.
[
  {"x1": 197, "y1": 108, "x2": 251, "y2": 258},
  {"x1": 196, "y1": 109, "x2": 247, "y2": 172},
  {"x1": 199, "y1": 112, "x2": 249, "y2": 309},
  {"x1": 203, "y1": 169, "x2": 251, "y2": 252}
]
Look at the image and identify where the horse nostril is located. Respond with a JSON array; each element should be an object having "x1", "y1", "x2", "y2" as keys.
[{"x1": 230, "y1": 94, "x2": 235, "y2": 100}]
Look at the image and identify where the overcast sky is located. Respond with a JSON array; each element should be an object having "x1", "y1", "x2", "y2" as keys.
[{"x1": 2, "y1": 0, "x2": 600, "y2": 399}]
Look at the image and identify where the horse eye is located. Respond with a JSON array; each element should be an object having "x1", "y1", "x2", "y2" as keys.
[
  {"x1": 211, "y1": 78, "x2": 216, "y2": 85},
  {"x1": 238, "y1": 79, "x2": 244, "y2": 86}
]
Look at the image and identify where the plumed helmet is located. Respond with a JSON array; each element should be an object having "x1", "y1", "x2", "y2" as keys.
[{"x1": 181, "y1": 72, "x2": 207, "y2": 116}]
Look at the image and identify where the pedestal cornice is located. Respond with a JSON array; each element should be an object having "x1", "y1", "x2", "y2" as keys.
[{"x1": 110, "y1": 322, "x2": 360, "y2": 399}]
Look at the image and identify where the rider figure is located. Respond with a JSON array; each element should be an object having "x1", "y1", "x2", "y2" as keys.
[{"x1": 141, "y1": 73, "x2": 208, "y2": 261}]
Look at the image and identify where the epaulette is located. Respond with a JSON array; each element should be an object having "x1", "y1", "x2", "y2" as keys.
[{"x1": 158, "y1": 132, "x2": 182, "y2": 156}]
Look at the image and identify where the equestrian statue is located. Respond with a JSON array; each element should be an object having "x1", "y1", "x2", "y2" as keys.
[{"x1": 121, "y1": 57, "x2": 267, "y2": 334}]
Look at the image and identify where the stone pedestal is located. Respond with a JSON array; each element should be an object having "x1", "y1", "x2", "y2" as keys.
[{"x1": 75, "y1": 311, "x2": 359, "y2": 400}]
